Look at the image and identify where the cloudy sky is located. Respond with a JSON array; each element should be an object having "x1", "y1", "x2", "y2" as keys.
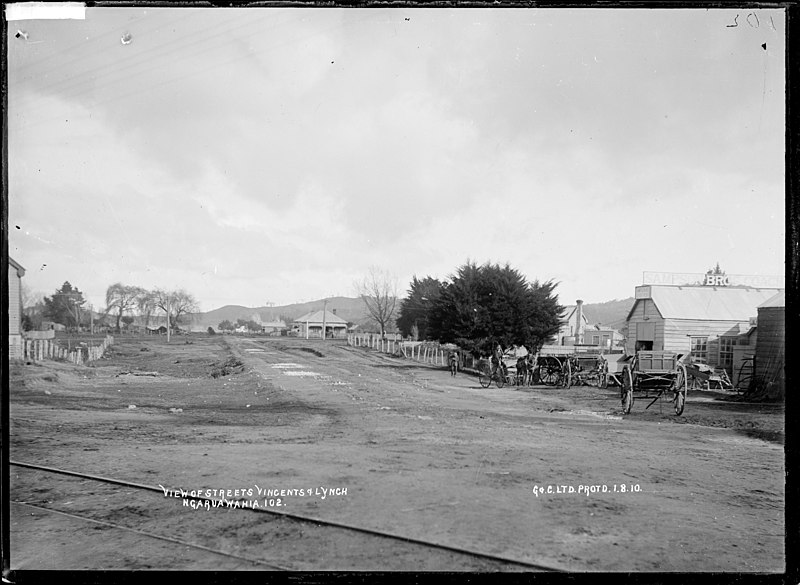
[{"x1": 7, "y1": 6, "x2": 785, "y2": 312}]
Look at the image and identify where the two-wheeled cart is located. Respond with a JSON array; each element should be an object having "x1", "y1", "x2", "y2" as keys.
[
  {"x1": 569, "y1": 353, "x2": 609, "y2": 388},
  {"x1": 532, "y1": 354, "x2": 572, "y2": 387},
  {"x1": 620, "y1": 350, "x2": 688, "y2": 416}
]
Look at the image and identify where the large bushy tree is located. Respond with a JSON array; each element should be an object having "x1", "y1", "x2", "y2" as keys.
[
  {"x1": 427, "y1": 261, "x2": 562, "y2": 356},
  {"x1": 43, "y1": 281, "x2": 86, "y2": 331},
  {"x1": 396, "y1": 276, "x2": 444, "y2": 339}
]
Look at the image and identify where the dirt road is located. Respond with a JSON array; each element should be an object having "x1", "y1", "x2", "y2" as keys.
[{"x1": 8, "y1": 335, "x2": 785, "y2": 572}]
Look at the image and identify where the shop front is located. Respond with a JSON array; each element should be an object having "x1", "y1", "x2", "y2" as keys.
[{"x1": 626, "y1": 270, "x2": 782, "y2": 372}]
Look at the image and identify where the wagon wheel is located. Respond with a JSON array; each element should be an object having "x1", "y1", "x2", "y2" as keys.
[
  {"x1": 540, "y1": 364, "x2": 556, "y2": 386},
  {"x1": 621, "y1": 366, "x2": 634, "y2": 414},
  {"x1": 479, "y1": 367, "x2": 492, "y2": 389},
  {"x1": 673, "y1": 363, "x2": 687, "y2": 416},
  {"x1": 561, "y1": 359, "x2": 572, "y2": 388}
]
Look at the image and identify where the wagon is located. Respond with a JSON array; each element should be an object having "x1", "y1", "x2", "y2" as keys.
[
  {"x1": 620, "y1": 350, "x2": 688, "y2": 416},
  {"x1": 532, "y1": 350, "x2": 609, "y2": 389},
  {"x1": 685, "y1": 362, "x2": 733, "y2": 391},
  {"x1": 532, "y1": 354, "x2": 572, "y2": 387},
  {"x1": 569, "y1": 353, "x2": 609, "y2": 388}
]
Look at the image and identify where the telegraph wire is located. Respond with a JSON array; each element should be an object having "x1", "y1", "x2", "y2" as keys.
[
  {"x1": 13, "y1": 10, "x2": 255, "y2": 111},
  {"x1": 13, "y1": 11, "x2": 373, "y2": 133}
]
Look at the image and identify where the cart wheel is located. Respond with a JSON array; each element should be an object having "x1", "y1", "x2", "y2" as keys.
[
  {"x1": 496, "y1": 371, "x2": 506, "y2": 388},
  {"x1": 674, "y1": 364, "x2": 687, "y2": 416},
  {"x1": 621, "y1": 366, "x2": 633, "y2": 414},
  {"x1": 479, "y1": 369, "x2": 492, "y2": 388}
]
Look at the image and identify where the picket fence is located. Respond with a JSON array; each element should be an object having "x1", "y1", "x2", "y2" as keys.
[
  {"x1": 346, "y1": 334, "x2": 480, "y2": 369},
  {"x1": 18, "y1": 335, "x2": 115, "y2": 366}
]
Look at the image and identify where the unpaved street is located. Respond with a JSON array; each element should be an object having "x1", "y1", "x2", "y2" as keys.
[{"x1": 8, "y1": 335, "x2": 785, "y2": 572}]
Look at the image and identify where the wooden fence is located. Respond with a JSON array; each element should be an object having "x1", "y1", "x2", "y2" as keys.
[
  {"x1": 347, "y1": 335, "x2": 481, "y2": 369},
  {"x1": 16, "y1": 335, "x2": 115, "y2": 366}
]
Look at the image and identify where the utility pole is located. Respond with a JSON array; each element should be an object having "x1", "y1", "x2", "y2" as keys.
[{"x1": 322, "y1": 298, "x2": 328, "y2": 341}]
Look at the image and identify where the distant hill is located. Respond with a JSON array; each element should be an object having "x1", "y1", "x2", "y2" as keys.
[
  {"x1": 192, "y1": 296, "x2": 636, "y2": 334},
  {"x1": 192, "y1": 297, "x2": 375, "y2": 331},
  {"x1": 580, "y1": 298, "x2": 635, "y2": 331}
]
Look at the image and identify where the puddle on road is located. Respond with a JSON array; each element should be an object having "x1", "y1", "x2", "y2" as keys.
[
  {"x1": 283, "y1": 371, "x2": 321, "y2": 377},
  {"x1": 550, "y1": 409, "x2": 623, "y2": 421},
  {"x1": 271, "y1": 363, "x2": 303, "y2": 369}
]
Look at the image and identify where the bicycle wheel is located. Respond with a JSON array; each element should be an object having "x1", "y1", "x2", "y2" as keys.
[
  {"x1": 621, "y1": 366, "x2": 634, "y2": 414},
  {"x1": 479, "y1": 369, "x2": 492, "y2": 388},
  {"x1": 495, "y1": 371, "x2": 506, "y2": 388}
]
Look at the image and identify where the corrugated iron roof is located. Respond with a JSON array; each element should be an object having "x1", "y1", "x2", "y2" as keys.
[
  {"x1": 758, "y1": 291, "x2": 785, "y2": 309},
  {"x1": 639, "y1": 286, "x2": 781, "y2": 321},
  {"x1": 293, "y1": 310, "x2": 348, "y2": 324}
]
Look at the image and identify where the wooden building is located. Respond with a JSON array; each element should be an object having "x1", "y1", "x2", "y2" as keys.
[
  {"x1": 293, "y1": 310, "x2": 348, "y2": 339},
  {"x1": 754, "y1": 292, "x2": 785, "y2": 398},
  {"x1": 8, "y1": 257, "x2": 26, "y2": 358},
  {"x1": 553, "y1": 300, "x2": 589, "y2": 345},
  {"x1": 626, "y1": 284, "x2": 780, "y2": 369}
]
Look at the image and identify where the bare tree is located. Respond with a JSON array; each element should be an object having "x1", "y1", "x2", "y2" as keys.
[
  {"x1": 136, "y1": 290, "x2": 158, "y2": 330},
  {"x1": 151, "y1": 288, "x2": 200, "y2": 332},
  {"x1": 354, "y1": 266, "x2": 398, "y2": 338},
  {"x1": 105, "y1": 283, "x2": 146, "y2": 333}
]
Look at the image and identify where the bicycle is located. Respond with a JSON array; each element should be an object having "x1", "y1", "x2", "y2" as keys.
[{"x1": 479, "y1": 363, "x2": 508, "y2": 388}]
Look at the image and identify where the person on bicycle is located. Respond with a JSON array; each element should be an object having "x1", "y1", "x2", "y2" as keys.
[{"x1": 492, "y1": 344, "x2": 508, "y2": 378}]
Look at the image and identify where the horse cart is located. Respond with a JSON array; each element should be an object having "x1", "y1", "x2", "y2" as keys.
[
  {"x1": 532, "y1": 354, "x2": 571, "y2": 387},
  {"x1": 620, "y1": 350, "x2": 688, "y2": 416},
  {"x1": 531, "y1": 350, "x2": 609, "y2": 389},
  {"x1": 568, "y1": 353, "x2": 609, "y2": 388}
]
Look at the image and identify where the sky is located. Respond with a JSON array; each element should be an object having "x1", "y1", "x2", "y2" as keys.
[{"x1": 6, "y1": 6, "x2": 786, "y2": 313}]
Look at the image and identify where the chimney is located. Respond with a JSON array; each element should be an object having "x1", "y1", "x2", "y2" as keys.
[{"x1": 575, "y1": 300, "x2": 584, "y2": 344}]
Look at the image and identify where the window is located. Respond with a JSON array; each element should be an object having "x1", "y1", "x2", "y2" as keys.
[
  {"x1": 719, "y1": 337, "x2": 734, "y2": 367},
  {"x1": 691, "y1": 337, "x2": 708, "y2": 363},
  {"x1": 592, "y1": 335, "x2": 600, "y2": 345}
]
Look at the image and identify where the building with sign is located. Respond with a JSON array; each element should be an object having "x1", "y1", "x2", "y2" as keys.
[{"x1": 626, "y1": 269, "x2": 782, "y2": 372}]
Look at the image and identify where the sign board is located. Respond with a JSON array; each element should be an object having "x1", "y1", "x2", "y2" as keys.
[{"x1": 642, "y1": 272, "x2": 783, "y2": 289}]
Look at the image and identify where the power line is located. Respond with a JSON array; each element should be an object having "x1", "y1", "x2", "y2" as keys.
[
  {"x1": 13, "y1": 11, "x2": 286, "y2": 123},
  {"x1": 13, "y1": 11, "x2": 369, "y2": 132}
]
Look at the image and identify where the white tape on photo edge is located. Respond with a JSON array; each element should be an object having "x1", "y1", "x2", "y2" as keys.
[{"x1": 6, "y1": 2, "x2": 86, "y2": 21}]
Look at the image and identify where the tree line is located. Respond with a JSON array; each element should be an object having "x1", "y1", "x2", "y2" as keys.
[
  {"x1": 359, "y1": 261, "x2": 563, "y2": 356},
  {"x1": 23, "y1": 281, "x2": 199, "y2": 333}
]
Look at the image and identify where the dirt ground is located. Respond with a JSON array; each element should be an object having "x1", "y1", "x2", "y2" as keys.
[{"x1": 7, "y1": 334, "x2": 785, "y2": 573}]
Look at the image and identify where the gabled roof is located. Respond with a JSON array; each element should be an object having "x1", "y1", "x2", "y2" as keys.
[
  {"x1": 8, "y1": 257, "x2": 25, "y2": 277},
  {"x1": 758, "y1": 291, "x2": 785, "y2": 309},
  {"x1": 559, "y1": 305, "x2": 589, "y2": 323},
  {"x1": 293, "y1": 310, "x2": 348, "y2": 325},
  {"x1": 630, "y1": 286, "x2": 781, "y2": 321}
]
